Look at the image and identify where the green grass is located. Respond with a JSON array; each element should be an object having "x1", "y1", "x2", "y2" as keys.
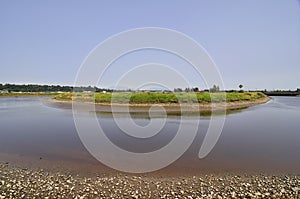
[{"x1": 54, "y1": 91, "x2": 267, "y2": 104}]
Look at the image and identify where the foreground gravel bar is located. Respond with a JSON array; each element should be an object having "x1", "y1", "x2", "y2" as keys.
[{"x1": 0, "y1": 163, "x2": 299, "y2": 199}]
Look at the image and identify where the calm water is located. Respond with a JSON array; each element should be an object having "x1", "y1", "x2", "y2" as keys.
[{"x1": 0, "y1": 96, "x2": 299, "y2": 175}]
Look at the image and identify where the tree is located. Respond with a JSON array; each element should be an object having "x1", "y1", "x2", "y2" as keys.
[
  {"x1": 174, "y1": 88, "x2": 183, "y2": 92},
  {"x1": 185, "y1": 88, "x2": 191, "y2": 92},
  {"x1": 210, "y1": 85, "x2": 219, "y2": 93},
  {"x1": 239, "y1": 84, "x2": 243, "y2": 91},
  {"x1": 193, "y1": 87, "x2": 199, "y2": 92}
]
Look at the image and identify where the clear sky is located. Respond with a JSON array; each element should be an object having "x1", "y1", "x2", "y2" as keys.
[{"x1": 0, "y1": 0, "x2": 299, "y2": 90}]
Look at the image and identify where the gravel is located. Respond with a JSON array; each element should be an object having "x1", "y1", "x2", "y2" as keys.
[{"x1": 0, "y1": 163, "x2": 299, "y2": 198}]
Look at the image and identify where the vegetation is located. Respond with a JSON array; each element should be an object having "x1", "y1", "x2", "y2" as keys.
[
  {"x1": 209, "y1": 85, "x2": 220, "y2": 92},
  {"x1": 263, "y1": 89, "x2": 300, "y2": 96},
  {"x1": 239, "y1": 84, "x2": 243, "y2": 91},
  {"x1": 54, "y1": 91, "x2": 266, "y2": 104},
  {"x1": 0, "y1": 83, "x2": 267, "y2": 103},
  {"x1": 0, "y1": 92, "x2": 60, "y2": 97},
  {"x1": 0, "y1": 83, "x2": 111, "y2": 93}
]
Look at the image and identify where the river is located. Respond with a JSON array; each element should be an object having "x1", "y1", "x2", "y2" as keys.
[{"x1": 0, "y1": 96, "x2": 299, "y2": 176}]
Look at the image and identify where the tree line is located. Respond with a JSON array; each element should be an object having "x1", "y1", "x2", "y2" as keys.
[
  {"x1": 174, "y1": 85, "x2": 221, "y2": 93},
  {"x1": 173, "y1": 84, "x2": 246, "y2": 93},
  {"x1": 0, "y1": 84, "x2": 112, "y2": 93},
  {"x1": 1, "y1": 83, "x2": 251, "y2": 93}
]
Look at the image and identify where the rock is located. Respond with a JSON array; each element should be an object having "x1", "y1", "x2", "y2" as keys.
[
  {"x1": 231, "y1": 191, "x2": 236, "y2": 197},
  {"x1": 292, "y1": 187, "x2": 300, "y2": 192}
]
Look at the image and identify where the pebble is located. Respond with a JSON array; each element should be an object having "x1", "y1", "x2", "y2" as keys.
[{"x1": 0, "y1": 163, "x2": 299, "y2": 198}]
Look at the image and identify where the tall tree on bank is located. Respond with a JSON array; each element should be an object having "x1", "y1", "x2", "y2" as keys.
[{"x1": 239, "y1": 84, "x2": 243, "y2": 92}]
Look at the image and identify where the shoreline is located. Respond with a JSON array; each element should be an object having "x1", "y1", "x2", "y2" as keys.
[
  {"x1": 1, "y1": 162, "x2": 299, "y2": 198},
  {"x1": 46, "y1": 96, "x2": 270, "y2": 115}
]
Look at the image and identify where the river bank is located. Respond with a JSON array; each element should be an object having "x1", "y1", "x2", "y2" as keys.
[{"x1": 0, "y1": 163, "x2": 299, "y2": 198}]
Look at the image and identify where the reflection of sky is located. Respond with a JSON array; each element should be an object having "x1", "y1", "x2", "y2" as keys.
[{"x1": 0, "y1": 1, "x2": 299, "y2": 90}]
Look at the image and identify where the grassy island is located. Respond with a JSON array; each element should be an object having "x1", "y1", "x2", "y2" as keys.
[
  {"x1": 50, "y1": 91, "x2": 270, "y2": 115},
  {"x1": 53, "y1": 91, "x2": 267, "y2": 104}
]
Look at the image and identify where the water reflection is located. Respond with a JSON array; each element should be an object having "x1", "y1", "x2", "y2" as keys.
[{"x1": 0, "y1": 96, "x2": 299, "y2": 175}]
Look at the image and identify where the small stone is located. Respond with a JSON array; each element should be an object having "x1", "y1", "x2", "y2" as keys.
[
  {"x1": 292, "y1": 187, "x2": 300, "y2": 192},
  {"x1": 265, "y1": 192, "x2": 270, "y2": 196},
  {"x1": 231, "y1": 191, "x2": 236, "y2": 197},
  {"x1": 255, "y1": 192, "x2": 261, "y2": 196}
]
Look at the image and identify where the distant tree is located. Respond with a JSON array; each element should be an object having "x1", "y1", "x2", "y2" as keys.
[
  {"x1": 210, "y1": 85, "x2": 219, "y2": 93},
  {"x1": 184, "y1": 88, "x2": 192, "y2": 92},
  {"x1": 0, "y1": 83, "x2": 108, "y2": 93},
  {"x1": 174, "y1": 88, "x2": 183, "y2": 92},
  {"x1": 239, "y1": 84, "x2": 243, "y2": 92},
  {"x1": 193, "y1": 87, "x2": 199, "y2": 92}
]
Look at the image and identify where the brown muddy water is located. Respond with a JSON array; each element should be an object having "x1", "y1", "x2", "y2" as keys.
[{"x1": 0, "y1": 96, "x2": 299, "y2": 176}]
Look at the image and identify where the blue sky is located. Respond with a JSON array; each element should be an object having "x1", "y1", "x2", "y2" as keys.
[{"x1": 0, "y1": 0, "x2": 299, "y2": 90}]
